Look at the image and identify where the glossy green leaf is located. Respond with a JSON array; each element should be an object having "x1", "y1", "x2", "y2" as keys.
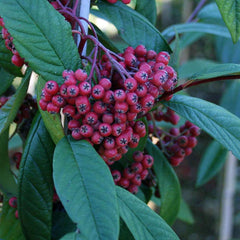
[
  {"x1": 52, "y1": 209, "x2": 76, "y2": 240},
  {"x1": 178, "y1": 60, "x2": 240, "y2": 80},
  {"x1": 0, "y1": 67, "x2": 15, "y2": 96},
  {"x1": 215, "y1": 0, "x2": 240, "y2": 43},
  {"x1": 177, "y1": 199, "x2": 194, "y2": 224},
  {"x1": 146, "y1": 139, "x2": 181, "y2": 225},
  {"x1": 162, "y1": 23, "x2": 231, "y2": 40},
  {"x1": 135, "y1": 0, "x2": 157, "y2": 25},
  {"x1": 18, "y1": 114, "x2": 55, "y2": 240},
  {"x1": 196, "y1": 141, "x2": 228, "y2": 187},
  {"x1": 0, "y1": 68, "x2": 31, "y2": 135},
  {"x1": 163, "y1": 95, "x2": 240, "y2": 159},
  {"x1": 37, "y1": 77, "x2": 64, "y2": 144},
  {"x1": 117, "y1": 186, "x2": 180, "y2": 240},
  {"x1": 0, "y1": 0, "x2": 80, "y2": 84},
  {"x1": 0, "y1": 39, "x2": 23, "y2": 76},
  {"x1": 0, "y1": 196, "x2": 25, "y2": 240},
  {"x1": 0, "y1": 128, "x2": 18, "y2": 196},
  {"x1": 96, "y1": 1, "x2": 171, "y2": 52},
  {"x1": 53, "y1": 137, "x2": 119, "y2": 240}
]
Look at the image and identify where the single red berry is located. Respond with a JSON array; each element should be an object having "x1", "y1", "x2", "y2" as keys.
[
  {"x1": 135, "y1": 44, "x2": 147, "y2": 57},
  {"x1": 9, "y1": 197, "x2": 17, "y2": 208},
  {"x1": 75, "y1": 68, "x2": 88, "y2": 82},
  {"x1": 39, "y1": 99, "x2": 48, "y2": 111},
  {"x1": 112, "y1": 123, "x2": 123, "y2": 137},
  {"x1": 190, "y1": 126, "x2": 201, "y2": 136},
  {"x1": 146, "y1": 50, "x2": 157, "y2": 60},
  {"x1": 127, "y1": 112, "x2": 137, "y2": 121},
  {"x1": 139, "y1": 63, "x2": 152, "y2": 75},
  {"x1": 126, "y1": 92, "x2": 138, "y2": 106},
  {"x1": 134, "y1": 71, "x2": 148, "y2": 84},
  {"x1": 140, "y1": 94, "x2": 155, "y2": 110},
  {"x1": 75, "y1": 96, "x2": 90, "y2": 114},
  {"x1": 64, "y1": 75, "x2": 77, "y2": 86},
  {"x1": 124, "y1": 78, "x2": 137, "y2": 92},
  {"x1": 152, "y1": 70, "x2": 168, "y2": 87},
  {"x1": 187, "y1": 136, "x2": 197, "y2": 148},
  {"x1": 40, "y1": 88, "x2": 52, "y2": 102},
  {"x1": 140, "y1": 169, "x2": 149, "y2": 180},
  {"x1": 115, "y1": 102, "x2": 129, "y2": 113},
  {"x1": 47, "y1": 102, "x2": 60, "y2": 114},
  {"x1": 164, "y1": 65, "x2": 175, "y2": 78},
  {"x1": 118, "y1": 145, "x2": 129, "y2": 154},
  {"x1": 121, "y1": 0, "x2": 131, "y2": 4},
  {"x1": 91, "y1": 131, "x2": 104, "y2": 145},
  {"x1": 114, "y1": 89, "x2": 126, "y2": 102},
  {"x1": 114, "y1": 113, "x2": 127, "y2": 124},
  {"x1": 169, "y1": 127, "x2": 180, "y2": 136},
  {"x1": 84, "y1": 112, "x2": 98, "y2": 125},
  {"x1": 99, "y1": 123, "x2": 112, "y2": 137},
  {"x1": 142, "y1": 155, "x2": 154, "y2": 169},
  {"x1": 170, "y1": 156, "x2": 184, "y2": 166},
  {"x1": 124, "y1": 46, "x2": 134, "y2": 54},
  {"x1": 67, "y1": 85, "x2": 79, "y2": 97},
  {"x1": 131, "y1": 162, "x2": 143, "y2": 174},
  {"x1": 148, "y1": 84, "x2": 159, "y2": 98},
  {"x1": 111, "y1": 170, "x2": 121, "y2": 184},
  {"x1": 59, "y1": 84, "x2": 68, "y2": 98},
  {"x1": 177, "y1": 135, "x2": 188, "y2": 147},
  {"x1": 103, "y1": 137, "x2": 116, "y2": 149},
  {"x1": 71, "y1": 128, "x2": 82, "y2": 140},
  {"x1": 133, "y1": 151, "x2": 144, "y2": 162},
  {"x1": 118, "y1": 178, "x2": 130, "y2": 188},
  {"x1": 99, "y1": 78, "x2": 112, "y2": 90},
  {"x1": 68, "y1": 120, "x2": 81, "y2": 130},
  {"x1": 116, "y1": 133, "x2": 129, "y2": 147},
  {"x1": 131, "y1": 174, "x2": 142, "y2": 186},
  {"x1": 78, "y1": 81, "x2": 91, "y2": 96},
  {"x1": 104, "y1": 148, "x2": 118, "y2": 159},
  {"x1": 45, "y1": 80, "x2": 59, "y2": 95},
  {"x1": 102, "y1": 113, "x2": 114, "y2": 124},
  {"x1": 62, "y1": 105, "x2": 76, "y2": 117},
  {"x1": 51, "y1": 95, "x2": 66, "y2": 107},
  {"x1": 153, "y1": 62, "x2": 165, "y2": 72},
  {"x1": 129, "y1": 133, "x2": 140, "y2": 148},
  {"x1": 15, "y1": 210, "x2": 19, "y2": 219},
  {"x1": 123, "y1": 167, "x2": 135, "y2": 179},
  {"x1": 102, "y1": 90, "x2": 115, "y2": 104},
  {"x1": 106, "y1": 0, "x2": 118, "y2": 3},
  {"x1": 92, "y1": 84, "x2": 105, "y2": 100},
  {"x1": 185, "y1": 147, "x2": 193, "y2": 156},
  {"x1": 0, "y1": 17, "x2": 5, "y2": 27},
  {"x1": 62, "y1": 69, "x2": 74, "y2": 78},
  {"x1": 11, "y1": 54, "x2": 24, "y2": 67},
  {"x1": 124, "y1": 53, "x2": 137, "y2": 67},
  {"x1": 80, "y1": 124, "x2": 93, "y2": 138}
]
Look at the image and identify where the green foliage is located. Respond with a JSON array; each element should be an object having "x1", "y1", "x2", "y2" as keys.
[
  {"x1": 215, "y1": 0, "x2": 240, "y2": 43},
  {"x1": 0, "y1": 0, "x2": 80, "y2": 83},
  {"x1": 177, "y1": 199, "x2": 194, "y2": 225},
  {"x1": 0, "y1": 196, "x2": 25, "y2": 240},
  {"x1": 0, "y1": 68, "x2": 31, "y2": 135},
  {"x1": 163, "y1": 95, "x2": 240, "y2": 159},
  {"x1": 146, "y1": 139, "x2": 181, "y2": 225},
  {"x1": 18, "y1": 114, "x2": 55, "y2": 240},
  {"x1": 0, "y1": 68, "x2": 15, "y2": 96},
  {"x1": 117, "y1": 186, "x2": 180, "y2": 240},
  {"x1": 96, "y1": 1, "x2": 171, "y2": 52},
  {"x1": 53, "y1": 137, "x2": 119, "y2": 240}
]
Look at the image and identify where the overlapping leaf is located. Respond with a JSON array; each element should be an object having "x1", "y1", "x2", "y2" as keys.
[
  {"x1": 0, "y1": 68, "x2": 31, "y2": 135},
  {"x1": 18, "y1": 114, "x2": 55, "y2": 240},
  {"x1": 163, "y1": 95, "x2": 240, "y2": 159},
  {"x1": 146, "y1": 139, "x2": 181, "y2": 225},
  {"x1": 117, "y1": 186, "x2": 180, "y2": 240},
  {"x1": 0, "y1": 67, "x2": 15, "y2": 96},
  {"x1": 0, "y1": 0, "x2": 80, "y2": 83},
  {"x1": 96, "y1": 1, "x2": 171, "y2": 52},
  {"x1": 53, "y1": 137, "x2": 119, "y2": 240}
]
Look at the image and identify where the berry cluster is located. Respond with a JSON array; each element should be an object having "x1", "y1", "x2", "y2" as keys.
[
  {"x1": 106, "y1": 0, "x2": 131, "y2": 4},
  {"x1": 112, "y1": 151, "x2": 154, "y2": 193},
  {"x1": 0, "y1": 17, "x2": 25, "y2": 67},
  {"x1": 8, "y1": 197, "x2": 18, "y2": 219}
]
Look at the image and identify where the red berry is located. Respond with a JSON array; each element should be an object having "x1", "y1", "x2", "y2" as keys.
[
  {"x1": 135, "y1": 44, "x2": 147, "y2": 57},
  {"x1": 41, "y1": 88, "x2": 52, "y2": 102},
  {"x1": 11, "y1": 54, "x2": 24, "y2": 67},
  {"x1": 121, "y1": 0, "x2": 131, "y2": 4},
  {"x1": 124, "y1": 78, "x2": 137, "y2": 92},
  {"x1": 68, "y1": 120, "x2": 80, "y2": 130},
  {"x1": 9, "y1": 197, "x2": 17, "y2": 208},
  {"x1": 91, "y1": 131, "x2": 104, "y2": 145},
  {"x1": 146, "y1": 50, "x2": 157, "y2": 60},
  {"x1": 59, "y1": 84, "x2": 68, "y2": 98},
  {"x1": 92, "y1": 84, "x2": 105, "y2": 100},
  {"x1": 114, "y1": 113, "x2": 127, "y2": 124},
  {"x1": 187, "y1": 136, "x2": 197, "y2": 148},
  {"x1": 129, "y1": 133, "x2": 140, "y2": 148},
  {"x1": 124, "y1": 53, "x2": 137, "y2": 67},
  {"x1": 39, "y1": 99, "x2": 48, "y2": 111},
  {"x1": 111, "y1": 170, "x2": 121, "y2": 183},
  {"x1": 84, "y1": 112, "x2": 98, "y2": 125},
  {"x1": 67, "y1": 85, "x2": 79, "y2": 97},
  {"x1": 103, "y1": 137, "x2": 116, "y2": 149},
  {"x1": 118, "y1": 178, "x2": 130, "y2": 188},
  {"x1": 190, "y1": 126, "x2": 201, "y2": 136},
  {"x1": 103, "y1": 90, "x2": 115, "y2": 104},
  {"x1": 99, "y1": 123, "x2": 112, "y2": 137},
  {"x1": 177, "y1": 136, "x2": 188, "y2": 148},
  {"x1": 102, "y1": 113, "x2": 114, "y2": 124},
  {"x1": 45, "y1": 81, "x2": 59, "y2": 95},
  {"x1": 131, "y1": 174, "x2": 142, "y2": 186},
  {"x1": 15, "y1": 210, "x2": 19, "y2": 219},
  {"x1": 115, "y1": 102, "x2": 128, "y2": 113},
  {"x1": 152, "y1": 70, "x2": 168, "y2": 87},
  {"x1": 112, "y1": 123, "x2": 123, "y2": 137},
  {"x1": 63, "y1": 105, "x2": 76, "y2": 117},
  {"x1": 62, "y1": 69, "x2": 74, "y2": 78},
  {"x1": 47, "y1": 102, "x2": 60, "y2": 114},
  {"x1": 99, "y1": 78, "x2": 112, "y2": 90},
  {"x1": 93, "y1": 101, "x2": 107, "y2": 114},
  {"x1": 140, "y1": 94, "x2": 155, "y2": 110},
  {"x1": 75, "y1": 69, "x2": 88, "y2": 82},
  {"x1": 78, "y1": 81, "x2": 91, "y2": 96},
  {"x1": 80, "y1": 124, "x2": 93, "y2": 138},
  {"x1": 116, "y1": 133, "x2": 129, "y2": 147},
  {"x1": 142, "y1": 155, "x2": 154, "y2": 169},
  {"x1": 126, "y1": 92, "x2": 138, "y2": 105},
  {"x1": 71, "y1": 128, "x2": 82, "y2": 140},
  {"x1": 134, "y1": 71, "x2": 148, "y2": 84},
  {"x1": 114, "y1": 89, "x2": 126, "y2": 102},
  {"x1": 123, "y1": 167, "x2": 135, "y2": 179},
  {"x1": 75, "y1": 96, "x2": 90, "y2": 114},
  {"x1": 104, "y1": 148, "x2": 118, "y2": 159},
  {"x1": 51, "y1": 95, "x2": 66, "y2": 107},
  {"x1": 64, "y1": 75, "x2": 77, "y2": 86},
  {"x1": 140, "y1": 169, "x2": 149, "y2": 180},
  {"x1": 131, "y1": 162, "x2": 143, "y2": 174}
]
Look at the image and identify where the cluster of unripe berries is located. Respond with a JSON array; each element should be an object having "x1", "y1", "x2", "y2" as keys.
[
  {"x1": 0, "y1": 17, "x2": 25, "y2": 67},
  {"x1": 149, "y1": 108, "x2": 200, "y2": 166},
  {"x1": 111, "y1": 151, "x2": 154, "y2": 194},
  {"x1": 8, "y1": 197, "x2": 18, "y2": 219},
  {"x1": 106, "y1": 0, "x2": 131, "y2": 4},
  {"x1": 0, "y1": 94, "x2": 37, "y2": 125}
]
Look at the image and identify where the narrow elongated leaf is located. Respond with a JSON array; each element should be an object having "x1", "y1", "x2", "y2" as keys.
[
  {"x1": 0, "y1": 0, "x2": 80, "y2": 83},
  {"x1": 37, "y1": 77, "x2": 64, "y2": 144},
  {"x1": 162, "y1": 23, "x2": 231, "y2": 40},
  {"x1": 0, "y1": 128, "x2": 18, "y2": 196},
  {"x1": 0, "y1": 68, "x2": 31, "y2": 135},
  {"x1": 146, "y1": 139, "x2": 181, "y2": 225},
  {"x1": 0, "y1": 67, "x2": 15, "y2": 96},
  {"x1": 96, "y1": 1, "x2": 171, "y2": 52},
  {"x1": 0, "y1": 196, "x2": 25, "y2": 240},
  {"x1": 0, "y1": 39, "x2": 22, "y2": 76},
  {"x1": 177, "y1": 199, "x2": 194, "y2": 224},
  {"x1": 163, "y1": 95, "x2": 240, "y2": 159},
  {"x1": 196, "y1": 141, "x2": 227, "y2": 187},
  {"x1": 135, "y1": 0, "x2": 157, "y2": 25},
  {"x1": 216, "y1": 0, "x2": 240, "y2": 43},
  {"x1": 53, "y1": 137, "x2": 119, "y2": 240},
  {"x1": 18, "y1": 114, "x2": 55, "y2": 240},
  {"x1": 178, "y1": 60, "x2": 240, "y2": 80},
  {"x1": 117, "y1": 186, "x2": 180, "y2": 240}
]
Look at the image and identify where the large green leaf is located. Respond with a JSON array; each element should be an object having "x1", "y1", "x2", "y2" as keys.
[
  {"x1": 96, "y1": 1, "x2": 171, "y2": 52},
  {"x1": 146, "y1": 139, "x2": 181, "y2": 225},
  {"x1": 0, "y1": 68, "x2": 31, "y2": 135},
  {"x1": 0, "y1": 67, "x2": 15, "y2": 96},
  {"x1": 0, "y1": 39, "x2": 23, "y2": 76},
  {"x1": 215, "y1": 0, "x2": 240, "y2": 43},
  {"x1": 163, "y1": 95, "x2": 240, "y2": 159},
  {"x1": 162, "y1": 22, "x2": 231, "y2": 40},
  {"x1": 37, "y1": 77, "x2": 64, "y2": 144},
  {"x1": 0, "y1": 128, "x2": 18, "y2": 196},
  {"x1": 196, "y1": 141, "x2": 228, "y2": 187},
  {"x1": 117, "y1": 186, "x2": 180, "y2": 240},
  {"x1": 135, "y1": 0, "x2": 157, "y2": 25},
  {"x1": 53, "y1": 137, "x2": 119, "y2": 240},
  {"x1": 177, "y1": 199, "x2": 194, "y2": 224},
  {"x1": 60, "y1": 232, "x2": 86, "y2": 240},
  {"x1": 178, "y1": 59, "x2": 240, "y2": 80},
  {"x1": 0, "y1": 0, "x2": 80, "y2": 83},
  {"x1": 18, "y1": 114, "x2": 55, "y2": 240},
  {"x1": 0, "y1": 196, "x2": 25, "y2": 240}
]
